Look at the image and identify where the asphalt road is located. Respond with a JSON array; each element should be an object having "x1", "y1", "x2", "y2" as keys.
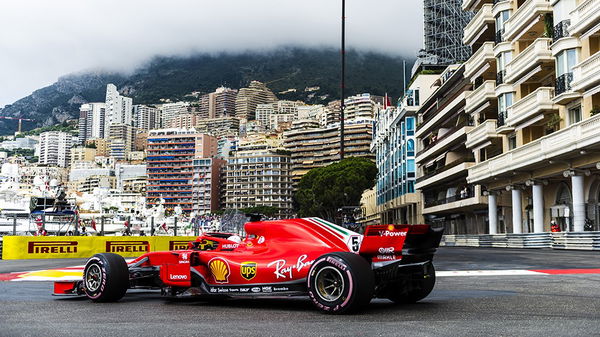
[{"x1": 1, "y1": 247, "x2": 599, "y2": 337}]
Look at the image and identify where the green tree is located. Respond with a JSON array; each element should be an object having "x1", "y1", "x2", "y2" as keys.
[{"x1": 294, "y1": 157, "x2": 377, "y2": 221}]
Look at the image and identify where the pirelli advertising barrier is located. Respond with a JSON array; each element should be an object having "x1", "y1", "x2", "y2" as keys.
[{"x1": 1, "y1": 236, "x2": 199, "y2": 260}]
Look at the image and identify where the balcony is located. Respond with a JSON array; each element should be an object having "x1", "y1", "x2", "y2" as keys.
[
  {"x1": 463, "y1": 0, "x2": 493, "y2": 11},
  {"x1": 466, "y1": 119, "x2": 500, "y2": 149},
  {"x1": 466, "y1": 80, "x2": 496, "y2": 113},
  {"x1": 569, "y1": 0, "x2": 600, "y2": 36},
  {"x1": 416, "y1": 126, "x2": 473, "y2": 164},
  {"x1": 571, "y1": 51, "x2": 600, "y2": 92},
  {"x1": 506, "y1": 87, "x2": 557, "y2": 127},
  {"x1": 553, "y1": 20, "x2": 571, "y2": 43},
  {"x1": 416, "y1": 92, "x2": 471, "y2": 137},
  {"x1": 465, "y1": 42, "x2": 495, "y2": 80},
  {"x1": 553, "y1": 72, "x2": 582, "y2": 104},
  {"x1": 503, "y1": 0, "x2": 552, "y2": 41},
  {"x1": 468, "y1": 113, "x2": 600, "y2": 184},
  {"x1": 416, "y1": 162, "x2": 476, "y2": 190},
  {"x1": 505, "y1": 38, "x2": 553, "y2": 83},
  {"x1": 463, "y1": 4, "x2": 495, "y2": 46}
]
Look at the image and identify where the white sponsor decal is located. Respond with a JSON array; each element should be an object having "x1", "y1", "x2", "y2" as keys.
[
  {"x1": 376, "y1": 255, "x2": 398, "y2": 261},
  {"x1": 251, "y1": 287, "x2": 261, "y2": 293},
  {"x1": 346, "y1": 235, "x2": 362, "y2": 253},
  {"x1": 222, "y1": 243, "x2": 239, "y2": 249},
  {"x1": 257, "y1": 236, "x2": 265, "y2": 244},
  {"x1": 378, "y1": 247, "x2": 395, "y2": 254},
  {"x1": 169, "y1": 274, "x2": 188, "y2": 280},
  {"x1": 379, "y1": 230, "x2": 407, "y2": 237},
  {"x1": 267, "y1": 254, "x2": 314, "y2": 279},
  {"x1": 261, "y1": 286, "x2": 272, "y2": 293}
]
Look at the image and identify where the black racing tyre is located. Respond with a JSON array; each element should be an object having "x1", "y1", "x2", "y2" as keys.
[
  {"x1": 388, "y1": 263, "x2": 436, "y2": 304},
  {"x1": 83, "y1": 253, "x2": 129, "y2": 302},
  {"x1": 307, "y1": 252, "x2": 374, "y2": 314}
]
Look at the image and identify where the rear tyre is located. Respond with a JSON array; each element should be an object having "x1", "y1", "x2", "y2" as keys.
[
  {"x1": 307, "y1": 252, "x2": 374, "y2": 314},
  {"x1": 388, "y1": 263, "x2": 435, "y2": 304},
  {"x1": 83, "y1": 253, "x2": 129, "y2": 302}
]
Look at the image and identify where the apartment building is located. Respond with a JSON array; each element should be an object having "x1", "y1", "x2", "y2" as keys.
[
  {"x1": 78, "y1": 103, "x2": 106, "y2": 143},
  {"x1": 168, "y1": 112, "x2": 197, "y2": 129},
  {"x1": 284, "y1": 119, "x2": 375, "y2": 183},
  {"x1": 108, "y1": 124, "x2": 136, "y2": 160},
  {"x1": 70, "y1": 147, "x2": 97, "y2": 165},
  {"x1": 415, "y1": 65, "x2": 489, "y2": 234},
  {"x1": 463, "y1": 0, "x2": 600, "y2": 233},
  {"x1": 256, "y1": 100, "x2": 304, "y2": 130},
  {"x1": 224, "y1": 144, "x2": 293, "y2": 217},
  {"x1": 373, "y1": 73, "x2": 440, "y2": 225},
  {"x1": 192, "y1": 157, "x2": 226, "y2": 214},
  {"x1": 199, "y1": 87, "x2": 238, "y2": 119},
  {"x1": 345, "y1": 94, "x2": 380, "y2": 120},
  {"x1": 105, "y1": 84, "x2": 133, "y2": 130},
  {"x1": 133, "y1": 105, "x2": 161, "y2": 131},
  {"x1": 146, "y1": 129, "x2": 218, "y2": 213},
  {"x1": 38, "y1": 131, "x2": 73, "y2": 168},
  {"x1": 235, "y1": 81, "x2": 278, "y2": 121},
  {"x1": 160, "y1": 102, "x2": 189, "y2": 127},
  {"x1": 195, "y1": 117, "x2": 241, "y2": 138}
]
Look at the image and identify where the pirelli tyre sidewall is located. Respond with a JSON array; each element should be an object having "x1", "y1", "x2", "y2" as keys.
[
  {"x1": 83, "y1": 253, "x2": 129, "y2": 302},
  {"x1": 307, "y1": 252, "x2": 374, "y2": 314}
]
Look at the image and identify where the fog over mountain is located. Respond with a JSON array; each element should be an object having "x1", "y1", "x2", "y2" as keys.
[{"x1": 0, "y1": 0, "x2": 423, "y2": 107}]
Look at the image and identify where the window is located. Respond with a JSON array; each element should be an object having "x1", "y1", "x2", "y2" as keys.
[
  {"x1": 508, "y1": 134, "x2": 517, "y2": 150},
  {"x1": 556, "y1": 49, "x2": 577, "y2": 77},
  {"x1": 568, "y1": 105, "x2": 582, "y2": 125},
  {"x1": 497, "y1": 51, "x2": 512, "y2": 72},
  {"x1": 406, "y1": 117, "x2": 415, "y2": 133},
  {"x1": 498, "y1": 92, "x2": 514, "y2": 118}
]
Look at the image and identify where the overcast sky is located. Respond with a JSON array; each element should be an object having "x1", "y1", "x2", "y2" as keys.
[{"x1": 0, "y1": 0, "x2": 423, "y2": 107}]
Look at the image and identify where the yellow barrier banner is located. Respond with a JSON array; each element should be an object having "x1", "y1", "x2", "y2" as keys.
[{"x1": 1, "y1": 236, "x2": 198, "y2": 260}]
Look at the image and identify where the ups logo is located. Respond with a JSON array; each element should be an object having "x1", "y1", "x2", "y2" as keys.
[{"x1": 240, "y1": 261, "x2": 257, "y2": 281}]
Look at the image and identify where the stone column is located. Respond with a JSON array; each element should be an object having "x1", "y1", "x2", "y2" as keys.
[
  {"x1": 572, "y1": 175, "x2": 585, "y2": 232},
  {"x1": 532, "y1": 184, "x2": 545, "y2": 233},
  {"x1": 488, "y1": 193, "x2": 498, "y2": 234},
  {"x1": 512, "y1": 188, "x2": 523, "y2": 234}
]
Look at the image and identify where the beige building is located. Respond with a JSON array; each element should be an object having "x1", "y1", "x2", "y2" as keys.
[
  {"x1": 463, "y1": 0, "x2": 600, "y2": 233},
  {"x1": 224, "y1": 143, "x2": 293, "y2": 217},
  {"x1": 235, "y1": 81, "x2": 278, "y2": 121},
  {"x1": 360, "y1": 187, "x2": 380, "y2": 225},
  {"x1": 195, "y1": 117, "x2": 240, "y2": 138},
  {"x1": 86, "y1": 138, "x2": 109, "y2": 157},
  {"x1": 284, "y1": 119, "x2": 374, "y2": 183},
  {"x1": 69, "y1": 175, "x2": 116, "y2": 194},
  {"x1": 70, "y1": 147, "x2": 97, "y2": 165}
]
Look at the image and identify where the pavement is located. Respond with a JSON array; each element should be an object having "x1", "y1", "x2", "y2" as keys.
[{"x1": 0, "y1": 247, "x2": 599, "y2": 337}]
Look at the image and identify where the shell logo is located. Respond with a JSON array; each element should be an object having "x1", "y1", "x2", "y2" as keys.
[{"x1": 208, "y1": 258, "x2": 230, "y2": 283}]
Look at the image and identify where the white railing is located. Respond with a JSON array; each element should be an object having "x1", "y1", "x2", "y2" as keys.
[
  {"x1": 571, "y1": 50, "x2": 600, "y2": 92},
  {"x1": 506, "y1": 87, "x2": 555, "y2": 126},
  {"x1": 569, "y1": 0, "x2": 600, "y2": 36},
  {"x1": 466, "y1": 80, "x2": 496, "y2": 113},
  {"x1": 466, "y1": 119, "x2": 499, "y2": 149},
  {"x1": 505, "y1": 38, "x2": 552, "y2": 82},
  {"x1": 468, "y1": 113, "x2": 600, "y2": 183},
  {"x1": 465, "y1": 42, "x2": 495, "y2": 79},
  {"x1": 504, "y1": 0, "x2": 552, "y2": 40},
  {"x1": 463, "y1": 4, "x2": 494, "y2": 45}
]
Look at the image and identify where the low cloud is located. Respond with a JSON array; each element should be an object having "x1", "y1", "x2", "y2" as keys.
[{"x1": 0, "y1": 0, "x2": 423, "y2": 107}]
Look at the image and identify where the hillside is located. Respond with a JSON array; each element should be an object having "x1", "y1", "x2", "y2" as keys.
[{"x1": 0, "y1": 47, "x2": 412, "y2": 135}]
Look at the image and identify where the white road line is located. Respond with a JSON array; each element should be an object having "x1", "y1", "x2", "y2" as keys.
[{"x1": 437, "y1": 270, "x2": 547, "y2": 277}]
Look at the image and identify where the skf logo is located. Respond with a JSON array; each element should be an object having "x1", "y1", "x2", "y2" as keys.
[
  {"x1": 106, "y1": 241, "x2": 150, "y2": 253},
  {"x1": 169, "y1": 241, "x2": 190, "y2": 250},
  {"x1": 28, "y1": 241, "x2": 78, "y2": 254},
  {"x1": 240, "y1": 261, "x2": 257, "y2": 281},
  {"x1": 208, "y1": 258, "x2": 230, "y2": 283}
]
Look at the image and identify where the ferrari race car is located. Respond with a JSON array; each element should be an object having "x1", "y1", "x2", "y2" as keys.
[{"x1": 54, "y1": 217, "x2": 443, "y2": 313}]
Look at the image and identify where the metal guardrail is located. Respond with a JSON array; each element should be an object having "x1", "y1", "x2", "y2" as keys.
[{"x1": 441, "y1": 232, "x2": 600, "y2": 250}]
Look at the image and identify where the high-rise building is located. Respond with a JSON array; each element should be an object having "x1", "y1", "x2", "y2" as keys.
[
  {"x1": 462, "y1": 0, "x2": 600, "y2": 234},
  {"x1": 146, "y1": 129, "x2": 218, "y2": 213},
  {"x1": 345, "y1": 94, "x2": 379, "y2": 120},
  {"x1": 192, "y1": 157, "x2": 226, "y2": 214},
  {"x1": 235, "y1": 81, "x2": 278, "y2": 121},
  {"x1": 195, "y1": 117, "x2": 241, "y2": 138},
  {"x1": 284, "y1": 119, "x2": 374, "y2": 183},
  {"x1": 224, "y1": 144, "x2": 293, "y2": 217},
  {"x1": 38, "y1": 131, "x2": 73, "y2": 168},
  {"x1": 105, "y1": 84, "x2": 133, "y2": 133},
  {"x1": 168, "y1": 112, "x2": 197, "y2": 129},
  {"x1": 133, "y1": 105, "x2": 161, "y2": 131},
  {"x1": 199, "y1": 87, "x2": 238, "y2": 119},
  {"x1": 78, "y1": 103, "x2": 106, "y2": 143},
  {"x1": 70, "y1": 147, "x2": 97, "y2": 165},
  {"x1": 256, "y1": 100, "x2": 304, "y2": 130},
  {"x1": 108, "y1": 124, "x2": 136, "y2": 160},
  {"x1": 373, "y1": 73, "x2": 440, "y2": 225},
  {"x1": 160, "y1": 102, "x2": 189, "y2": 127}
]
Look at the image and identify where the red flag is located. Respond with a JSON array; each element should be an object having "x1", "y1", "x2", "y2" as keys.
[
  {"x1": 162, "y1": 223, "x2": 168, "y2": 232},
  {"x1": 91, "y1": 219, "x2": 97, "y2": 231}
]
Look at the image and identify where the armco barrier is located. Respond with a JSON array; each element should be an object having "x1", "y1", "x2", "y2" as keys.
[
  {"x1": 1, "y1": 236, "x2": 198, "y2": 260},
  {"x1": 441, "y1": 232, "x2": 600, "y2": 250}
]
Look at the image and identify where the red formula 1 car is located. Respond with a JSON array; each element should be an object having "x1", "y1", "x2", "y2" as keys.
[{"x1": 54, "y1": 217, "x2": 443, "y2": 313}]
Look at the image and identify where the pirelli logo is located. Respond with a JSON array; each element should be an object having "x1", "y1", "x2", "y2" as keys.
[
  {"x1": 169, "y1": 241, "x2": 190, "y2": 250},
  {"x1": 27, "y1": 241, "x2": 78, "y2": 254},
  {"x1": 105, "y1": 241, "x2": 150, "y2": 253}
]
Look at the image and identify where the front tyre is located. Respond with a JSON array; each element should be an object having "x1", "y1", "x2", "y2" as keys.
[
  {"x1": 83, "y1": 253, "x2": 129, "y2": 302},
  {"x1": 307, "y1": 252, "x2": 374, "y2": 314}
]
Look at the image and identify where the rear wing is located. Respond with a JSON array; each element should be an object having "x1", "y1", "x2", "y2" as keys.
[{"x1": 359, "y1": 224, "x2": 443, "y2": 263}]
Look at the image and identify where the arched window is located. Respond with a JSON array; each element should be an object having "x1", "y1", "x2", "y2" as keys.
[{"x1": 407, "y1": 139, "x2": 415, "y2": 156}]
